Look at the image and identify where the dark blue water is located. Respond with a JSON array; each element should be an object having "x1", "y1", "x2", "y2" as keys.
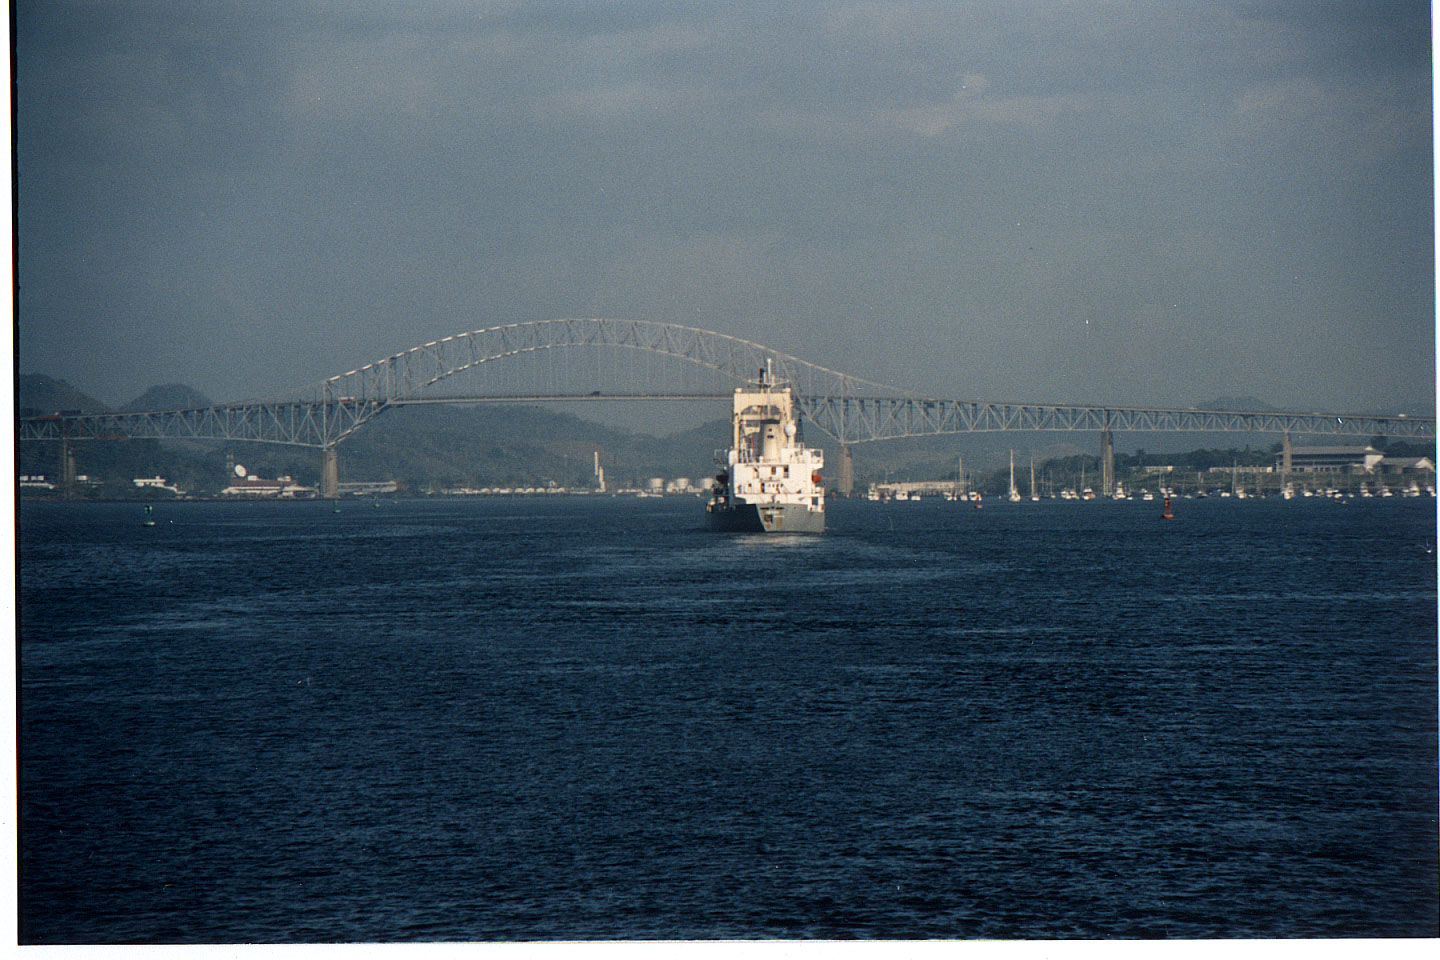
[{"x1": 18, "y1": 495, "x2": 1439, "y2": 941}]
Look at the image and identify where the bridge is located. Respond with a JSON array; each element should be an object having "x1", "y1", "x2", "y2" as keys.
[{"x1": 18, "y1": 318, "x2": 1435, "y2": 497}]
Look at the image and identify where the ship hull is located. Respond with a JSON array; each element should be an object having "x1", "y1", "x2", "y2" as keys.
[{"x1": 707, "y1": 501, "x2": 824, "y2": 533}]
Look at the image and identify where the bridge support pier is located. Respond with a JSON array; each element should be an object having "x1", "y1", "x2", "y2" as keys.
[
  {"x1": 1100, "y1": 428, "x2": 1115, "y2": 498},
  {"x1": 321, "y1": 445, "x2": 339, "y2": 499},
  {"x1": 60, "y1": 436, "x2": 77, "y2": 500},
  {"x1": 838, "y1": 445, "x2": 853, "y2": 497}
]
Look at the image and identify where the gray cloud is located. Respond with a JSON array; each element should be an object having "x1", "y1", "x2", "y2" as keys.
[{"x1": 16, "y1": 0, "x2": 1433, "y2": 414}]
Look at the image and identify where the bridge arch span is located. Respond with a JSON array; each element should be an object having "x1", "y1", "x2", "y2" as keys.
[{"x1": 304, "y1": 318, "x2": 906, "y2": 413}]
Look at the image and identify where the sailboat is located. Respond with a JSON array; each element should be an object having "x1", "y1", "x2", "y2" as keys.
[
  {"x1": 1029, "y1": 454, "x2": 1039, "y2": 501},
  {"x1": 1008, "y1": 451, "x2": 1022, "y2": 502},
  {"x1": 142, "y1": 504, "x2": 156, "y2": 528}
]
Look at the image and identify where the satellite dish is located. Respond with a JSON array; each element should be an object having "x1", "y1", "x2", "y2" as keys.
[{"x1": 234, "y1": 464, "x2": 247, "y2": 478}]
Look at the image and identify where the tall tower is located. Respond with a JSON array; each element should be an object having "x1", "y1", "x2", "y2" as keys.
[{"x1": 1100, "y1": 428, "x2": 1115, "y2": 497}]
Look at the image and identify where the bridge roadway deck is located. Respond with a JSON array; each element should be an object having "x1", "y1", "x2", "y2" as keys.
[
  {"x1": 17, "y1": 394, "x2": 1436, "y2": 448},
  {"x1": 19, "y1": 394, "x2": 1434, "y2": 500}
]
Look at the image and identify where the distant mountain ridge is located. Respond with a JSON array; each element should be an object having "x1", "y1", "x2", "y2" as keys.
[
  {"x1": 17, "y1": 375, "x2": 110, "y2": 415},
  {"x1": 336, "y1": 403, "x2": 727, "y2": 487},
  {"x1": 18, "y1": 376, "x2": 216, "y2": 416},
  {"x1": 121, "y1": 384, "x2": 214, "y2": 411},
  {"x1": 17, "y1": 373, "x2": 731, "y2": 491}
]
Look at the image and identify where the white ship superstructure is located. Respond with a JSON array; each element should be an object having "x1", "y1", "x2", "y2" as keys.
[{"x1": 707, "y1": 364, "x2": 825, "y2": 533}]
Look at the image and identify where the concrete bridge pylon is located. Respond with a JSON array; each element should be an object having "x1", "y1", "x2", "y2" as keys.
[
  {"x1": 321, "y1": 446, "x2": 339, "y2": 499},
  {"x1": 838, "y1": 445, "x2": 854, "y2": 497},
  {"x1": 60, "y1": 436, "x2": 77, "y2": 500},
  {"x1": 1100, "y1": 427, "x2": 1115, "y2": 498}
]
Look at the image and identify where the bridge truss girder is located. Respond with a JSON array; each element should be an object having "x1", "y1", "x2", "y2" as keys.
[
  {"x1": 799, "y1": 398, "x2": 1435, "y2": 445},
  {"x1": 16, "y1": 400, "x2": 389, "y2": 448},
  {"x1": 19, "y1": 395, "x2": 1434, "y2": 453}
]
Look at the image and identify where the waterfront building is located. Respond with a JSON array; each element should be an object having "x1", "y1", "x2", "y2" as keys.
[
  {"x1": 217, "y1": 475, "x2": 315, "y2": 498},
  {"x1": 1376, "y1": 456, "x2": 1436, "y2": 477},
  {"x1": 1277, "y1": 446, "x2": 1385, "y2": 474},
  {"x1": 133, "y1": 476, "x2": 184, "y2": 495}
]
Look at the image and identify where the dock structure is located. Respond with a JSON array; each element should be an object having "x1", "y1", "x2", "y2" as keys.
[{"x1": 869, "y1": 481, "x2": 964, "y2": 500}]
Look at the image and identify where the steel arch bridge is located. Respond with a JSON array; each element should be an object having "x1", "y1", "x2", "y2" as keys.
[{"x1": 17, "y1": 318, "x2": 1436, "y2": 494}]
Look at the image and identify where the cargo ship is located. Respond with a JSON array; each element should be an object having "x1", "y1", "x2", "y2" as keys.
[{"x1": 707, "y1": 363, "x2": 825, "y2": 533}]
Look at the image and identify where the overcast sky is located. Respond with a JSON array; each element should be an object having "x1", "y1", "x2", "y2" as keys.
[{"x1": 15, "y1": 0, "x2": 1435, "y2": 414}]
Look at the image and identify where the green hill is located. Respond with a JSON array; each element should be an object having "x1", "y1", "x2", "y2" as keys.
[
  {"x1": 121, "y1": 384, "x2": 214, "y2": 411},
  {"x1": 17, "y1": 375, "x2": 109, "y2": 416},
  {"x1": 337, "y1": 404, "x2": 726, "y2": 489}
]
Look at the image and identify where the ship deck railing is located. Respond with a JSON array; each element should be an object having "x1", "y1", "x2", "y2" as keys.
[{"x1": 719, "y1": 447, "x2": 823, "y2": 465}]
